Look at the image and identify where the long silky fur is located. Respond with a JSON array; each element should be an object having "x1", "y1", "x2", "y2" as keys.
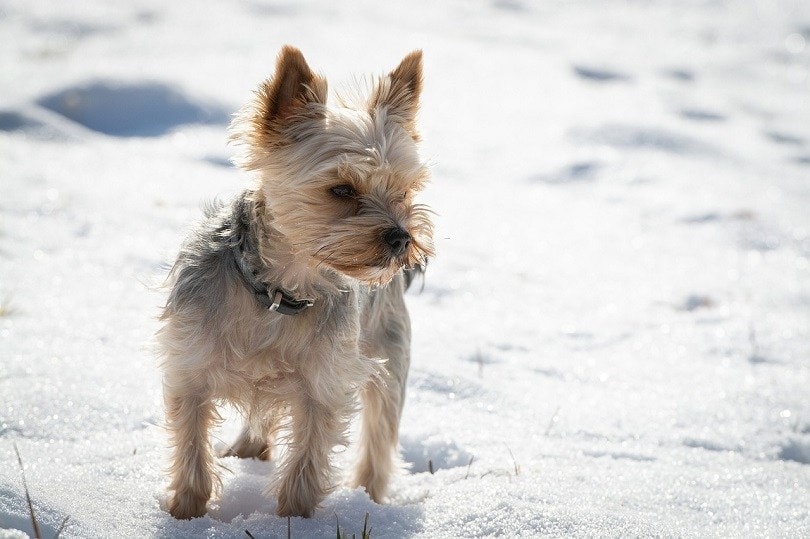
[{"x1": 158, "y1": 46, "x2": 433, "y2": 520}]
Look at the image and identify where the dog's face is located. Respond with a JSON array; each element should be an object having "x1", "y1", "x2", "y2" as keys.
[{"x1": 230, "y1": 47, "x2": 434, "y2": 286}]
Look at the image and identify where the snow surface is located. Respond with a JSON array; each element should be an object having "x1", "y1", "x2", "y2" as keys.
[{"x1": 2, "y1": 0, "x2": 810, "y2": 537}]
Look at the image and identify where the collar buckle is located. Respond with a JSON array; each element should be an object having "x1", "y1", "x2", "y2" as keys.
[
  {"x1": 268, "y1": 290, "x2": 283, "y2": 312},
  {"x1": 232, "y1": 243, "x2": 315, "y2": 316},
  {"x1": 266, "y1": 288, "x2": 315, "y2": 316}
]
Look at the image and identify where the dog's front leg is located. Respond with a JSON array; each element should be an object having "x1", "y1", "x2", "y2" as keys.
[
  {"x1": 165, "y1": 381, "x2": 218, "y2": 519},
  {"x1": 351, "y1": 372, "x2": 405, "y2": 503},
  {"x1": 274, "y1": 378, "x2": 351, "y2": 518}
]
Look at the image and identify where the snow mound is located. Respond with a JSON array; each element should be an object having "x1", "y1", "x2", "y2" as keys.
[
  {"x1": 37, "y1": 81, "x2": 230, "y2": 137},
  {"x1": 401, "y1": 433, "x2": 473, "y2": 474}
]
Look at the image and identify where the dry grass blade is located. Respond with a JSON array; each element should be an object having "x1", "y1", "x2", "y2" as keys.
[
  {"x1": 544, "y1": 406, "x2": 561, "y2": 436},
  {"x1": 13, "y1": 443, "x2": 41, "y2": 539},
  {"x1": 505, "y1": 445, "x2": 520, "y2": 477},
  {"x1": 244, "y1": 529, "x2": 256, "y2": 538},
  {"x1": 465, "y1": 455, "x2": 475, "y2": 479},
  {"x1": 0, "y1": 295, "x2": 15, "y2": 317},
  {"x1": 475, "y1": 347, "x2": 484, "y2": 378},
  {"x1": 54, "y1": 517, "x2": 70, "y2": 539}
]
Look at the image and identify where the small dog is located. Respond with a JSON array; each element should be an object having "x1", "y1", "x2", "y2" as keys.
[{"x1": 157, "y1": 46, "x2": 434, "y2": 519}]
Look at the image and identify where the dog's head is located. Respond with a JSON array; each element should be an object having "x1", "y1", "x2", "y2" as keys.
[{"x1": 231, "y1": 46, "x2": 434, "y2": 286}]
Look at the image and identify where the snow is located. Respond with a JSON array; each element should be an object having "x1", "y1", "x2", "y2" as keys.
[{"x1": 1, "y1": 0, "x2": 809, "y2": 536}]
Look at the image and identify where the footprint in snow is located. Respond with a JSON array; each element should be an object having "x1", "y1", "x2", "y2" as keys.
[
  {"x1": 661, "y1": 68, "x2": 696, "y2": 82},
  {"x1": 37, "y1": 80, "x2": 230, "y2": 137},
  {"x1": 678, "y1": 108, "x2": 726, "y2": 122},
  {"x1": 764, "y1": 130, "x2": 805, "y2": 146},
  {"x1": 528, "y1": 160, "x2": 601, "y2": 184},
  {"x1": 777, "y1": 436, "x2": 810, "y2": 465},
  {"x1": 582, "y1": 449, "x2": 656, "y2": 462},
  {"x1": 400, "y1": 433, "x2": 474, "y2": 474},
  {"x1": 202, "y1": 155, "x2": 234, "y2": 169},
  {"x1": 679, "y1": 210, "x2": 757, "y2": 224},
  {"x1": 682, "y1": 437, "x2": 735, "y2": 453},
  {"x1": 795, "y1": 155, "x2": 810, "y2": 166},
  {"x1": 572, "y1": 124, "x2": 716, "y2": 155},
  {"x1": 0, "y1": 108, "x2": 78, "y2": 141},
  {"x1": 677, "y1": 294, "x2": 716, "y2": 311},
  {"x1": 572, "y1": 65, "x2": 632, "y2": 83}
]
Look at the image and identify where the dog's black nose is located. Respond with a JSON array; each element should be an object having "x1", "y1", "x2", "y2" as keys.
[{"x1": 384, "y1": 227, "x2": 411, "y2": 256}]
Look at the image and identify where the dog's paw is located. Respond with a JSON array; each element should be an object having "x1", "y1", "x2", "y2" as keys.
[
  {"x1": 350, "y1": 456, "x2": 394, "y2": 504},
  {"x1": 168, "y1": 491, "x2": 208, "y2": 520},
  {"x1": 350, "y1": 474, "x2": 388, "y2": 504},
  {"x1": 275, "y1": 478, "x2": 321, "y2": 519},
  {"x1": 220, "y1": 434, "x2": 271, "y2": 461},
  {"x1": 275, "y1": 490, "x2": 315, "y2": 518}
]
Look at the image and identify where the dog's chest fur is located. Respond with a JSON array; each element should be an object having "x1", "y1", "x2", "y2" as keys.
[{"x1": 160, "y1": 191, "x2": 379, "y2": 398}]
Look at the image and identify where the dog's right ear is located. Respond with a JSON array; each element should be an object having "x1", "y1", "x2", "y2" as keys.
[
  {"x1": 262, "y1": 46, "x2": 327, "y2": 122},
  {"x1": 231, "y1": 47, "x2": 327, "y2": 168},
  {"x1": 250, "y1": 46, "x2": 327, "y2": 140}
]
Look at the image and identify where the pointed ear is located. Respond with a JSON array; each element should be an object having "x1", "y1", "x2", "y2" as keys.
[
  {"x1": 369, "y1": 50, "x2": 423, "y2": 140},
  {"x1": 255, "y1": 45, "x2": 327, "y2": 131}
]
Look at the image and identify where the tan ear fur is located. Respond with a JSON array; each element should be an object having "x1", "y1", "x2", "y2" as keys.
[
  {"x1": 253, "y1": 46, "x2": 327, "y2": 136},
  {"x1": 369, "y1": 50, "x2": 423, "y2": 140}
]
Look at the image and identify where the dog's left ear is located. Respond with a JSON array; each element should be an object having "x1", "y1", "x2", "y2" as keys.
[{"x1": 369, "y1": 50, "x2": 423, "y2": 141}]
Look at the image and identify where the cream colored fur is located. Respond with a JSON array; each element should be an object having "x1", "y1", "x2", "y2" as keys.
[{"x1": 158, "y1": 46, "x2": 433, "y2": 519}]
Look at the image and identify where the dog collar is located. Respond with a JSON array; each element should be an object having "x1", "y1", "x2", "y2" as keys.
[
  {"x1": 253, "y1": 287, "x2": 315, "y2": 316},
  {"x1": 232, "y1": 246, "x2": 314, "y2": 316}
]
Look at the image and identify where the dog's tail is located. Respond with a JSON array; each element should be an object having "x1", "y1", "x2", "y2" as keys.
[{"x1": 403, "y1": 263, "x2": 426, "y2": 291}]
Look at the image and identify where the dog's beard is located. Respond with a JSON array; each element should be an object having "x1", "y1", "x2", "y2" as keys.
[
  {"x1": 312, "y1": 234, "x2": 431, "y2": 287},
  {"x1": 332, "y1": 262, "x2": 404, "y2": 287},
  {"x1": 275, "y1": 204, "x2": 433, "y2": 287}
]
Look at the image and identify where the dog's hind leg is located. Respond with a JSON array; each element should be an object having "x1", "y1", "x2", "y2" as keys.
[
  {"x1": 221, "y1": 410, "x2": 278, "y2": 461},
  {"x1": 222, "y1": 424, "x2": 270, "y2": 460}
]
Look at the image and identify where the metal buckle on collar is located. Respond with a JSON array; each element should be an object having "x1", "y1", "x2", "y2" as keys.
[
  {"x1": 268, "y1": 289, "x2": 283, "y2": 312},
  {"x1": 266, "y1": 289, "x2": 315, "y2": 315}
]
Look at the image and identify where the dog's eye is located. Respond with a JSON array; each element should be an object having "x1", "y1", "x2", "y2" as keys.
[{"x1": 330, "y1": 185, "x2": 357, "y2": 199}]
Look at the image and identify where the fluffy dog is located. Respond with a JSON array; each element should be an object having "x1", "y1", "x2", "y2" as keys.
[{"x1": 157, "y1": 46, "x2": 434, "y2": 519}]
